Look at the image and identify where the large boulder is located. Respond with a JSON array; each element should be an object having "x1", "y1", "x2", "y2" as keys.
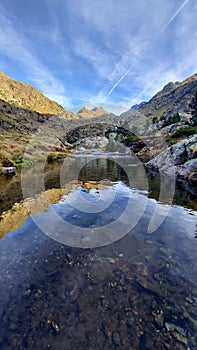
[
  {"x1": 76, "y1": 136, "x2": 109, "y2": 149},
  {"x1": 178, "y1": 159, "x2": 197, "y2": 184},
  {"x1": 146, "y1": 135, "x2": 197, "y2": 182}
]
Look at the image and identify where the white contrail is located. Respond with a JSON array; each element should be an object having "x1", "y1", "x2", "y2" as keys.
[
  {"x1": 155, "y1": 0, "x2": 189, "y2": 38},
  {"x1": 108, "y1": 68, "x2": 131, "y2": 96},
  {"x1": 108, "y1": 0, "x2": 190, "y2": 96}
]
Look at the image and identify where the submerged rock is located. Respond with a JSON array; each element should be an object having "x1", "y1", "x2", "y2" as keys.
[
  {"x1": 112, "y1": 331, "x2": 121, "y2": 346},
  {"x1": 154, "y1": 310, "x2": 164, "y2": 329},
  {"x1": 165, "y1": 322, "x2": 186, "y2": 337}
]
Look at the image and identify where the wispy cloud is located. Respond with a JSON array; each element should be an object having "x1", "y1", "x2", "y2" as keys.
[
  {"x1": 0, "y1": 4, "x2": 70, "y2": 107},
  {"x1": 107, "y1": 0, "x2": 191, "y2": 97},
  {"x1": 0, "y1": 0, "x2": 196, "y2": 112},
  {"x1": 123, "y1": 0, "x2": 197, "y2": 106},
  {"x1": 71, "y1": 36, "x2": 116, "y2": 79}
]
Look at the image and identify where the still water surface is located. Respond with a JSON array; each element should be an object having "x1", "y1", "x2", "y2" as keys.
[{"x1": 0, "y1": 155, "x2": 196, "y2": 349}]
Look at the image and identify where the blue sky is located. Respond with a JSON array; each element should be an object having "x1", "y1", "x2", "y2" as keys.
[{"x1": 0, "y1": 0, "x2": 196, "y2": 114}]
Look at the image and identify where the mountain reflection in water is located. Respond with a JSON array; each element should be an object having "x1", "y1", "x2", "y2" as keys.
[{"x1": 0, "y1": 156, "x2": 196, "y2": 349}]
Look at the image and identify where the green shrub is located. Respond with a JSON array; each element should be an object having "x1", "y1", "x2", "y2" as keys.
[
  {"x1": 122, "y1": 135, "x2": 138, "y2": 145},
  {"x1": 15, "y1": 156, "x2": 34, "y2": 169},
  {"x1": 171, "y1": 126, "x2": 197, "y2": 138},
  {"x1": 15, "y1": 159, "x2": 23, "y2": 164},
  {"x1": 152, "y1": 117, "x2": 159, "y2": 124},
  {"x1": 161, "y1": 113, "x2": 180, "y2": 127},
  {"x1": 12, "y1": 153, "x2": 24, "y2": 162},
  {"x1": 166, "y1": 126, "x2": 197, "y2": 144}
]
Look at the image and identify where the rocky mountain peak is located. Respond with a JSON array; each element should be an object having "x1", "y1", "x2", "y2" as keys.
[
  {"x1": 77, "y1": 107, "x2": 89, "y2": 114},
  {"x1": 91, "y1": 107, "x2": 105, "y2": 112},
  {"x1": 160, "y1": 81, "x2": 176, "y2": 93},
  {"x1": 76, "y1": 106, "x2": 111, "y2": 118}
]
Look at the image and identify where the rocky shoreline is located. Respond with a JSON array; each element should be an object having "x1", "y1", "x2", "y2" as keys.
[{"x1": 146, "y1": 135, "x2": 197, "y2": 186}]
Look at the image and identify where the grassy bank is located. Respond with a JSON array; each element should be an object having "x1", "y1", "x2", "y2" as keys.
[{"x1": 0, "y1": 130, "x2": 70, "y2": 171}]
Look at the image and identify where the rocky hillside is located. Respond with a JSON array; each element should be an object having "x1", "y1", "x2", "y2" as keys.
[
  {"x1": 0, "y1": 71, "x2": 63, "y2": 114},
  {"x1": 120, "y1": 101, "x2": 146, "y2": 117},
  {"x1": 122, "y1": 74, "x2": 197, "y2": 127},
  {"x1": 57, "y1": 109, "x2": 80, "y2": 121}
]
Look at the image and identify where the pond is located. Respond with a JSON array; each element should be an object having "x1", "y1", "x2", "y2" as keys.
[{"x1": 0, "y1": 154, "x2": 196, "y2": 349}]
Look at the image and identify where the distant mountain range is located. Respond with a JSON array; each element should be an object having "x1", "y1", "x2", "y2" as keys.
[
  {"x1": 1, "y1": 70, "x2": 197, "y2": 124},
  {"x1": 0, "y1": 70, "x2": 197, "y2": 132}
]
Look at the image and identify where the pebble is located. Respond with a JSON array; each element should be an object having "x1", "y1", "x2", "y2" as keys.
[
  {"x1": 70, "y1": 285, "x2": 80, "y2": 302},
  {"x1": 171, "y1": 331, "x2": 188, "y2": 346},
  {"x1": 154, "y1": 310, "x2": 164, "y2": 328},
  {"x1": 185, "y1": 297, "x2": 193, "y2": 304},
  {"x1": 22, "y1": 289, "x2": 31, "y2": 297},
  {"x1": 112, "y1": 332, "x2": 121, "y2": 346},
  {"x1": 47, "y1": 320, "x2": 60, "y2": 333},
  {"x1": 165, "y1": 322, "x2": 186, "y2": 336},
  {"x1": 108, "y1": 258, "x2": 116, "y2": 264}
]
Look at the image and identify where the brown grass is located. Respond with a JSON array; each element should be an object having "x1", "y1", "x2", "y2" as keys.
[{"x1": 0, "y1": 130, "x2": 69, "y2": 166}]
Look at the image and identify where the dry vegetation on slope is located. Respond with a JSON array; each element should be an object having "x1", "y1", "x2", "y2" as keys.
[{"x1": 0, "y1": 71, "x2": 63, "y2": 114}]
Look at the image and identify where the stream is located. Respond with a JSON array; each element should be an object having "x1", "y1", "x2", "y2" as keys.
[{"x1": 0, "y1": 153, "x2": 196, "y2": 349}]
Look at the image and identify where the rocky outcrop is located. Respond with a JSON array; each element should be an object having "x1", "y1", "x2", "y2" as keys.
[
  {"x1": 65, "y1": 123, "x2": 115, "y2": 143},
  {"x1": 0, "y1": 98, "x2": 55, "y2": 134},
  {"x1": 146, "y1": 135, "x2": 197, "y2": 183},
  {"x1": 76, "y1": 136, "x2": 109, "y2": 149}
]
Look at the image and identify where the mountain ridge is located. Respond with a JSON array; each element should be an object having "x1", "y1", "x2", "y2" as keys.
[
  {"x1": 122, "y1": 73, "x2": 197, "y2": 126},
  {"x1": 0, "y1": 71, "x2": 64, "y2": 115},
  {"x1": 120, "y1": 101, "x2": 146, "y2": 117}
]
